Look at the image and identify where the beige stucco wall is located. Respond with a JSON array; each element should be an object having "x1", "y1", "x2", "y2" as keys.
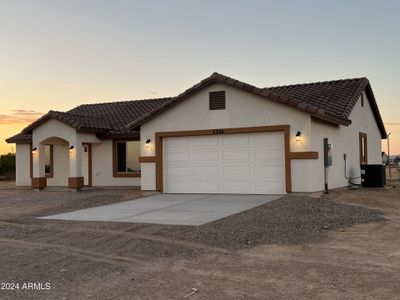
[
  {"x1": 140, "y1": 83, "x2": 313, "y2": 191},
  {"x1": 309, "y1": 91, "x2": 382, "y2": 191},
  {"x1": 15, "y1": 144, "x2": 31, "y2": 186}
]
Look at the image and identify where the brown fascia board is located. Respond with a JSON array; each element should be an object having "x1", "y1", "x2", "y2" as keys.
[
  {"x1": 96, "y1": 132, "x2": 140, "y2": 139},
  {"x1": 5, "y1": 134, "x2": 32, "y2": 144},
  {"x1": 334, "y1": 78, "x2": 386, "y2": 138},
  {"x1": 78, "y1": 127, "x2": 109, "y2": 134},
  {"x1": 126, "y1": 72, "x2": 351, "y2": 130},
  {"x1": 340, "y1": 78, "x2": 369, "y2": 118},
  {"x1": 337, "y1": 79, "x2": 386, "y2": 138},
  {"x1": 365, "y1": 84, "x2": 387, "y2": 138}
]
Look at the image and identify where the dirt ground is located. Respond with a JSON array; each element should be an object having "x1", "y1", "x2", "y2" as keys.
[{"x1": 0, "y1": 170, "x2": 399, "y2": 300}]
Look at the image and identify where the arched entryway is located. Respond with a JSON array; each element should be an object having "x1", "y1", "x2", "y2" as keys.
[{"x1": 32, "y1": 136, "x2": 93, "y2": 190}]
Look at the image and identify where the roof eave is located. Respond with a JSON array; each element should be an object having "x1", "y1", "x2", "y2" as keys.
[
  {"x1": 96, "y1": 132, "x2": 140, "y2": 139},
  {"x1": 127, "y1": 72, "x2": 355, "y2": 129},
  {"x1": 365, "y1": 84, "x2": 387, "y2": 139},
  {"x1": 5, "y1": 138, "x2": 32, "y2": 144}
]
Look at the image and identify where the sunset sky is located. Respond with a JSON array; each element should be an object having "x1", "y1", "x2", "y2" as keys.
[{"x1": 1, "y1": 0, "x2": 399, "y2": 155}]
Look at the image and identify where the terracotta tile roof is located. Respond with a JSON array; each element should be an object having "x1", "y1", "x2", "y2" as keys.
[
  {"x1": 263, "y1": 77, "x2": 369, "y2": 119},
  {"x1": 31, "y1": 110, "x2": 113, "y2": 132},
  {"x1": 7, "y1": 98, "x2": 172, "y2": 143},
  {"x1": 5, "y1": 133, "x2": 32, "y2": 144},
  {"x1": 263, "y1": 77, "x2": 386, "y2": 137},
  {"x1": 127, "y1": 72, "x2": 386, "y2": 138},
  {"x1": 67, "y1": 98, "x2": 172, "y2": 134},
  {"x1": 6, "y1": 72, "x2": 386, "y2": 144}
]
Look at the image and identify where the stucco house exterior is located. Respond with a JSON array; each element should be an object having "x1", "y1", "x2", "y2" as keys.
[{"x1": 6, "y1": 72, "x2": 387, "y2": 194}]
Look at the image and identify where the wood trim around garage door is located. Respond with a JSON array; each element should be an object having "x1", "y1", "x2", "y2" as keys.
[{"x1": 155, "y1": 125, "x2": 292, "y2": 193}]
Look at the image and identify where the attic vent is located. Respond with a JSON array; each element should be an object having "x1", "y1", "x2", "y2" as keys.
[{"x1": 209, "y1": 91, "x2": 226, "y2": 110}]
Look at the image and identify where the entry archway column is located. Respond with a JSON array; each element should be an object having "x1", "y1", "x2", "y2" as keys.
[
  {"x1": 68, "y1": 137, "x2": 84, "y2": 190},
  {"x1": 31, "y1": 143, "x2": 47, "y2": 190}
]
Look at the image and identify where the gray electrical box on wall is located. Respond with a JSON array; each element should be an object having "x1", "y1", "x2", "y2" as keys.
[{"x1": 324, "y1": 138, "x2": 332, "y2": 167}]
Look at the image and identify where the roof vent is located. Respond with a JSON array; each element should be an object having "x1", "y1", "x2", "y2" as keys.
[{"x1": 209, "y1": 91, "x2": 226, "y2": 110}]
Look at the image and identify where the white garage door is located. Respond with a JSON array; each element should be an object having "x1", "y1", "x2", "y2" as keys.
[{"x1": 163, "y1": 132, "x2": 285, "y2": 194}]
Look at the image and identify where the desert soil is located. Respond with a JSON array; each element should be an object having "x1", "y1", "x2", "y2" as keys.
[{"x1": 0, "y1": 170, "x2": 399, "y2": 300}]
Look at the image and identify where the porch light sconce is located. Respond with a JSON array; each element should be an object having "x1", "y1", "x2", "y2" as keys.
[
  {"x1": 32, "y1": 147, "x2": 37, "y2": 153},
  {"x1": 296, "y1": 131, "x2": 301, "y2": 142},
  {"x1": 145, "y1": 139, "x2": 151, "y2": 148},
  {"x1": 69, "y1": 145, "x2": 74, "y2": 152}
]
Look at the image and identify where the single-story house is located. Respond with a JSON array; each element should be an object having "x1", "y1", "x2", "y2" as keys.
[{"x1": 6, "y1": 72, "x2": 387, "y2": 194}]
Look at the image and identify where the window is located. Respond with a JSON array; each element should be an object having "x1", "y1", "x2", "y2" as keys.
[
  {"x1": 361, "y1": 94, "x2": 364, "y2": 107},
  {"x1": 113, "y1": 140, "x2": 141, "y2": 177},
  {"x1": 209, "y1": 91, "x2": 226, "y2": 110},
  {"x1": 44, "y1": 145, "x2": 53, "y2": 178},
  {"x1": 359, "y1": 133, "x2": 368, "y2": 165}
]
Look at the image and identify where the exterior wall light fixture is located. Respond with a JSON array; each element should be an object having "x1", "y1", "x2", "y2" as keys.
[
  {"x1": 69, "y1": 145, "x2": 74, "y2": 152},
  {"x1": 145, "y1": 139, "x2": 151, "y2": 148},
  {"x1": 32, "y1": 147, "x2": 37, "y2": 153},
  {"x1": 296, "y1": 131, "x2": 301, "y2": 142}
]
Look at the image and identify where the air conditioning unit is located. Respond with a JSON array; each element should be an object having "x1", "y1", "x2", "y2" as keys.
[{"x1": 360, "y1": 164, "x2": 386, "y2": 187}]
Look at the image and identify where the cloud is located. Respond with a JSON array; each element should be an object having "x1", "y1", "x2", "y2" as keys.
[{"x1": 0, "y1": 110, "x2": 44, "y2": 125}]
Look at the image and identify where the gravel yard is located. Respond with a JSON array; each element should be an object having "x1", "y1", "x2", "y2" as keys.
[
  {"x1": 154, "y1": 196, "x2": 382, "y2": 249},
  {"x1": 0, "y1": 177, "x2": 399, "y2": 299}
]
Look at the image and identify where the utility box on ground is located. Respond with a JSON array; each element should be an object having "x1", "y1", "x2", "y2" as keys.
[{"x1": 360, "y1": 164, "x2": 386, "y2": 187}]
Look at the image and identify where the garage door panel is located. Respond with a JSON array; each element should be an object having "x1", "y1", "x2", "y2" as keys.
[
  {"x1": 164, "y1": 132, "x2": 285, "y2": 194},
  {"x1": 193, "y1": 151, "x2": 219, "y2": 162},
  {"x1": 166, "y1": 166, "x2": 191, "y2": 177},
  {"x1": 192, "y1": 136, "x2": 218, "y2": 147},
  {"x1": 193, "y1": 166, "x2": 219, "y2": 177},
  {"x1": 165, "y1": 137, "x2": 190, "y2": 148},
  {"x1": 254, "y1": 164, "x2": 284, "y2": 176},
  {"x1": 165, "y1": 151, "x2": 190, "y2": 162},
  {"x1": 255, "y1": 181, "x2": 285, "y2": 193},
  {"x1": 222, "y1": 134, "x2": 250, "y2": 146},
  {"x1": 223, "y1": 165, "x2": 251, "y2": 176},
  {"x1": 165, "y1": 180, "x2": 191, "y2": 193},
  {"x1": 254, "y1": 149, "x2": 283, "y2": 161},
  {"x1": 192, "y1": 181, "x2": 220, "y2": 193},
  {"x1": 222, "y1": 150, "x2": 250, "y2": 160},
  {"x1": 222, "y1": 181, "x2": 251, "y2": 193}
]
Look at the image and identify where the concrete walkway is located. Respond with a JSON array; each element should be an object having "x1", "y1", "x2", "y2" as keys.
[{"x1": 39, "y1": 194, "x2": 281, "y2": 226}]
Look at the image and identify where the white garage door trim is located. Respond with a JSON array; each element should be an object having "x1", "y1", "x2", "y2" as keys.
[{"x1": 163, "y1": 132, "x2": 286, "y2": 194}]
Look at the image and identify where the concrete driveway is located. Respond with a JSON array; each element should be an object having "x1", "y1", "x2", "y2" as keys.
[{"x1": 39, "y1": 194, "x2": 281, "y2": 225}]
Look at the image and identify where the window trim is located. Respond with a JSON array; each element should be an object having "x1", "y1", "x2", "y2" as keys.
[
  {"x1": 112, "y1": 139, "x2": 141, "y2": 178},
  {"x1": 45, "y1": 144, "x2": 54, "y2": 178},
  {"x1": 359, "y1": 132, "x2": 368, "y2": 165}
]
